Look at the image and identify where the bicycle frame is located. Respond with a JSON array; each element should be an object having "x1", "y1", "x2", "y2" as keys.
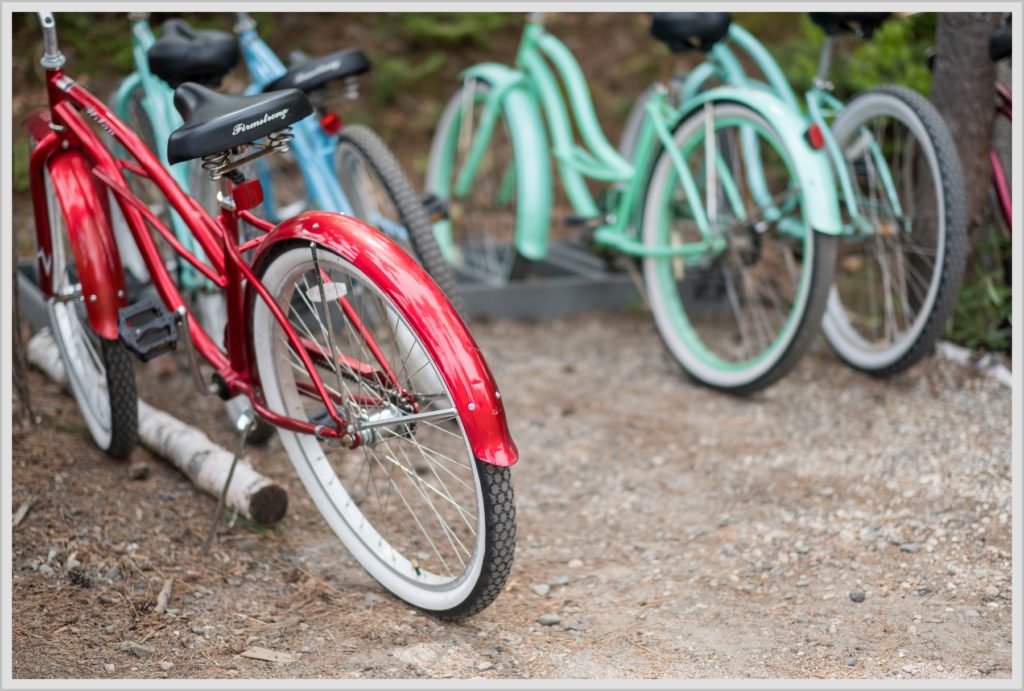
[
  {"x1": 235, "y1": 13, "x2": 407, "y2": 240},
  {"x1": 113, "y1": 15, "x2": 208, "y2": 290},
  {"x1": 992, "y1": 81, "x2": 1011, "y2": 228},
  {"x1": 446, "y1": 17, "x2": 839, "y2": 263}
]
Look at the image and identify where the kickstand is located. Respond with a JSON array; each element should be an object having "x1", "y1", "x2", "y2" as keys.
[{"x1": 202, "y1": 410, "x2": 256, "y2": 554}]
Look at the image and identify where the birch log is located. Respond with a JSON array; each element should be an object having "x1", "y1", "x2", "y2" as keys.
[{"x1": 26, "y1": 329, "x2": 288, "y2": 525}]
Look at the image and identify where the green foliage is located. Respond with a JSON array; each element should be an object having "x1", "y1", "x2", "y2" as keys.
[
  {"x1": 748, "y1": 14, "x2": 936, "y2": 100},
  {"x1": 55, "y1": 13, "x2": 134, "y2": 77},
  {"x1": 13, "y1": 143, "x2": 30, "y2": 193},
  {"x1": 946, "y1": 227, "x2": 1012, "y2": 353},
  {"x1": 371, "y1": 12, "x2": 513, "y2": 47},
  {"x1": 370, "y1": 51, "x2": 447, "y2": 107}
]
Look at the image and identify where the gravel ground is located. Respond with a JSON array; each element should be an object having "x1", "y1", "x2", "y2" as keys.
[{"x1": 10, "y1": 312, "x2": 1013, "y2": 679}]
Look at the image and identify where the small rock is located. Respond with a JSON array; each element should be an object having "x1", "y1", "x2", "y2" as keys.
[
  {"x1": 477, "y1": 661, "x2": 493, "y2": 672},
  {"x1": 536, "y1": 613, "x2": 561, "y2": 627},
  {"x1": 128, "y1": 462, "x2": 150, "y2": 481},
  {"x1": 105, "y1": 567, "x2": 123, "y2": 581},
  {"x1": 553, "y1": 575, "x2": 570, "y2": 586},
  {"x1": 568, "y1": 559, "x2": 583, "y2": 569},
  {"x1": 362, "y1": 593, "x2": 384, "y2": 608},
  {"x1": 900, "y1": 543, "x2": 922, "y2": 554},
  {"x1": 902, "y1": 664, "x2": 920, "y2": 675},
  {"x1": 965, "y1": 608, "x2": 981, "y2": 618},
  {"x1": 38, "y1": 564, "x2": 55, "y2": 579},
  {"x1": 298, "y1": 622, "x2": 310, "y2": 632},
  {"x1": 158, "y1": 661, "x2": 173, "y2": 671},
  {"x1": 121, "y1": 641, "x2": 153, "y2": 658},
  {"x1": 300, "y1": 645, "x2": 312, "y2": 654},
  {"x1": 819, "y1": 487, "x2": 835, "y2": 498},
  {"x1": 103, "y1": 663, "x2": 115, "y2": 673},
  {"x1": 983, "y1": 585, "x2": 1000, "y2": 599},
  {"x1": 980, "y1": 661, "x2": 997, "y2": 675},
  {"x1": 190, "y1": 625, "x2": 205, "y2": 636},
  {"x1": 532, "y1": 583, "x2": 551, "y2": 597},
  {"x1": 846, "y1": 658, "x2": 856, "y2": 667},
  {"x1": 849, "y1": 590, "x2": 866, "y2": 603},
  {"x1": 104, "y1": 624, "x2": 116, "y2": 634}
]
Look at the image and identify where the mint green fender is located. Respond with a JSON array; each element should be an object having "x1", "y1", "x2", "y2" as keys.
[
  {"x1": 461, "y1": 63, "x2": 553, "y2": 261},
  {"x1": 671, "y1": 86, "x2": 842, "y2": 236}
]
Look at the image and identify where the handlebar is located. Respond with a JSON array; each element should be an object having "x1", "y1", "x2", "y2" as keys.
[{"x1": 38, "y1": 12, "x2": 65, "y2": 69}]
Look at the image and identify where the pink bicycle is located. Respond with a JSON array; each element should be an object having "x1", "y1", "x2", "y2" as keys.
[{"x1": 25, "y1": 12, "x2": 516, "y2": 619}]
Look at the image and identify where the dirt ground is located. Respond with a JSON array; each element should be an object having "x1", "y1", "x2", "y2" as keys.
[{"x1": 10, "y1": 313, "x2": 1013, "y2": 680}]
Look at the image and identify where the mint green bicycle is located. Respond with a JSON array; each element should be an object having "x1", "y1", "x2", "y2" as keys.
[
  {"x1": 621, "y1": 13, "x2": 968, "y2": 376},
  {"x1": 427, "y1": 13, "x2": 842, "y2": 393}
]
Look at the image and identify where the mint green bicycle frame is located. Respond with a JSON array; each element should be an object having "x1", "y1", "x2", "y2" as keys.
[
  {"x1": 437, "y1": 18, "x2": 841, "y2": 265},
  {"x1": 112, "y1": 16, "x2": 207, "y2": 291},
  {"x1": 680, "y1": 23, "x2": 903, "y2": 236}
]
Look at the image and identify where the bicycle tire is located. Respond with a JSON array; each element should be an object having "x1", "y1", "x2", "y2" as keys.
[{"x1": 822, "y1": 85, "x2": 967, "y2": 375}]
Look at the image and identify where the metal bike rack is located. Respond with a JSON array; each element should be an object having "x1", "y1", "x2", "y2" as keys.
[{"x1": 455, "y1": 240, "x2": 642, "y2": 320}]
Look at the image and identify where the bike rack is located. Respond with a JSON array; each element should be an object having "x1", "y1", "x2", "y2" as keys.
[{"x1": 455, "y1": 240, "x2": 642, "y2": 320}]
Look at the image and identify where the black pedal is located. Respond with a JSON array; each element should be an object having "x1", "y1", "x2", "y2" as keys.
[
  {"x1": 421, "y1": 193, "x2": 449, "y2": 222},
  {"x1": 118, "y1": 295, "x2": 179, "y2": 362}
]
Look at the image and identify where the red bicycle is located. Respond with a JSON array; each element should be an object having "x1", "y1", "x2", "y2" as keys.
[{"x1": 25, "y1": 12, "x2": 516, "y2": 619}]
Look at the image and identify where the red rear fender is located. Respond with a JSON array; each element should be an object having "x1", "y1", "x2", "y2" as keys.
[{"x1": 250, "y1": 211, "x2": 518, "y2": 467}]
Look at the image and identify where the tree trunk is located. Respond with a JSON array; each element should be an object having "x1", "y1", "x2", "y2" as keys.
[{"x1": 930, "y1": 12, "x2": 1005, "y2": 227}]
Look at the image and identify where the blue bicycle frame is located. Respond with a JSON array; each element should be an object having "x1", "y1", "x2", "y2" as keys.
[
  {"x1": 113, "y1": 15, "x2": 207, "y2": 291},
  {"x1": 234, "y1": 12, "x2": 408, "y2": 241}
]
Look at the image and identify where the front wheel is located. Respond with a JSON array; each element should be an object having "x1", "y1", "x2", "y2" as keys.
[
  {"x1": 642, "y1": 103, "x2": 836, "y2": 394},
  {"x1": 251, "y1": 242, "x2": 515, "y2": 618},
  {"x1": 43, "y1": 168, "x2": 138, "y2": 458},
  {"x1": 822, "y1": 86, "x2": 967, "y2": 375}
]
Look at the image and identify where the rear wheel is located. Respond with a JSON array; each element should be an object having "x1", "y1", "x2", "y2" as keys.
[
  {"x1": 335, "y1": 124, "x2": 461, "y2": 309},
  {"x1": 426, "y1": 79, "x2": 527, "y2": 285},
  {"x1": 642, "y1": 103, "x2": 836, "y2": 394},
  {"x1": 252, "y1": 243, "x2": 515, "y2": 617},
  {"x1": 43, "y1": 169, "x2": 138, "y2": 458},
  {"x1": 822, "y1": 86, "x2": 967, "y2": 374}
]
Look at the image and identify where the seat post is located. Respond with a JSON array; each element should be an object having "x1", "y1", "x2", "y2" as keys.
[{"x1": 814, "y1": 37, "x2": 834, "y2": 89}]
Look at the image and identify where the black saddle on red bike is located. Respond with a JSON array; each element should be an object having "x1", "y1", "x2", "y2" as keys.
[
  {"x1": 263, "y1": 48, "x2": 371, "y2": 93},
  {"x1": 650, "y1": 13, "x2": 732, "y2": 53},
  {"x1": 167, "y1": 82, "x2": 313, "y2": 164},
  {"x1": 148, "y1": 18, "x2": 240, "y2": 88}
]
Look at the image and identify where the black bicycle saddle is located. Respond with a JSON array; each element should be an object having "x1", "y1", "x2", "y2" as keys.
[
  {"x1": 167, "y1": 82, "x2": 313, "y2": 164},
  {"x1": 263, "y1": 48, "x2": 371, "y2": 93},
  {"x1": 989, "y1": 21, "x2": 1012, "y2": 62},
  {"x1": 809, "y1": 13, "x2": 891, "y2": 39},
  {"x1": 650, "y1": 13, "x2": 732, "y2": 53},
  {"x1": 147, "y1": 18, "x2": 240, "y2": 88}
]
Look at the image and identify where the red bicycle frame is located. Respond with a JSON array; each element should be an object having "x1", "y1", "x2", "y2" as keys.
[
  {"x1": 26, "y1": 56, "x2": 517, "y2": 465},
  {"x1": 992, "y1": 82, "x2": 1012, "y2": 230}
]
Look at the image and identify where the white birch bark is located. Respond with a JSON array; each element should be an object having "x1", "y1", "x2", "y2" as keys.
[{"x1": 26, "y1": 328, "x2": 288, "y2": 524}]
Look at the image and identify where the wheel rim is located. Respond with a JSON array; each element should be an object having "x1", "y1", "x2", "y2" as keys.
[
  {"x1": 44, "y1": 171, "x2": 114, "y2": 449},
  {"x1": 644, "y1": 105, "x2": 814, "y2": 387},
  {"x1": 335, "y1": 142, "x2": 415, "y2": 258},
  {"x1": 427, "y1": 81, "x2": 520, "y2": 283},
  {"x1": 823, "y1": 96, "x2": 945, "y2": 369},
  {"x1": 253, "y1": 246, "x2": 485, "y2": 610}
]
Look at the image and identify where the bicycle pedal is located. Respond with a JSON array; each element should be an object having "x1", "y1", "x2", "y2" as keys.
[
  {"x1": 118, "y1": 295, "x2": 179, "y2": 362},
  {"x1": 421, "y1": 193, "x2": 448, "y2": 222}
]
